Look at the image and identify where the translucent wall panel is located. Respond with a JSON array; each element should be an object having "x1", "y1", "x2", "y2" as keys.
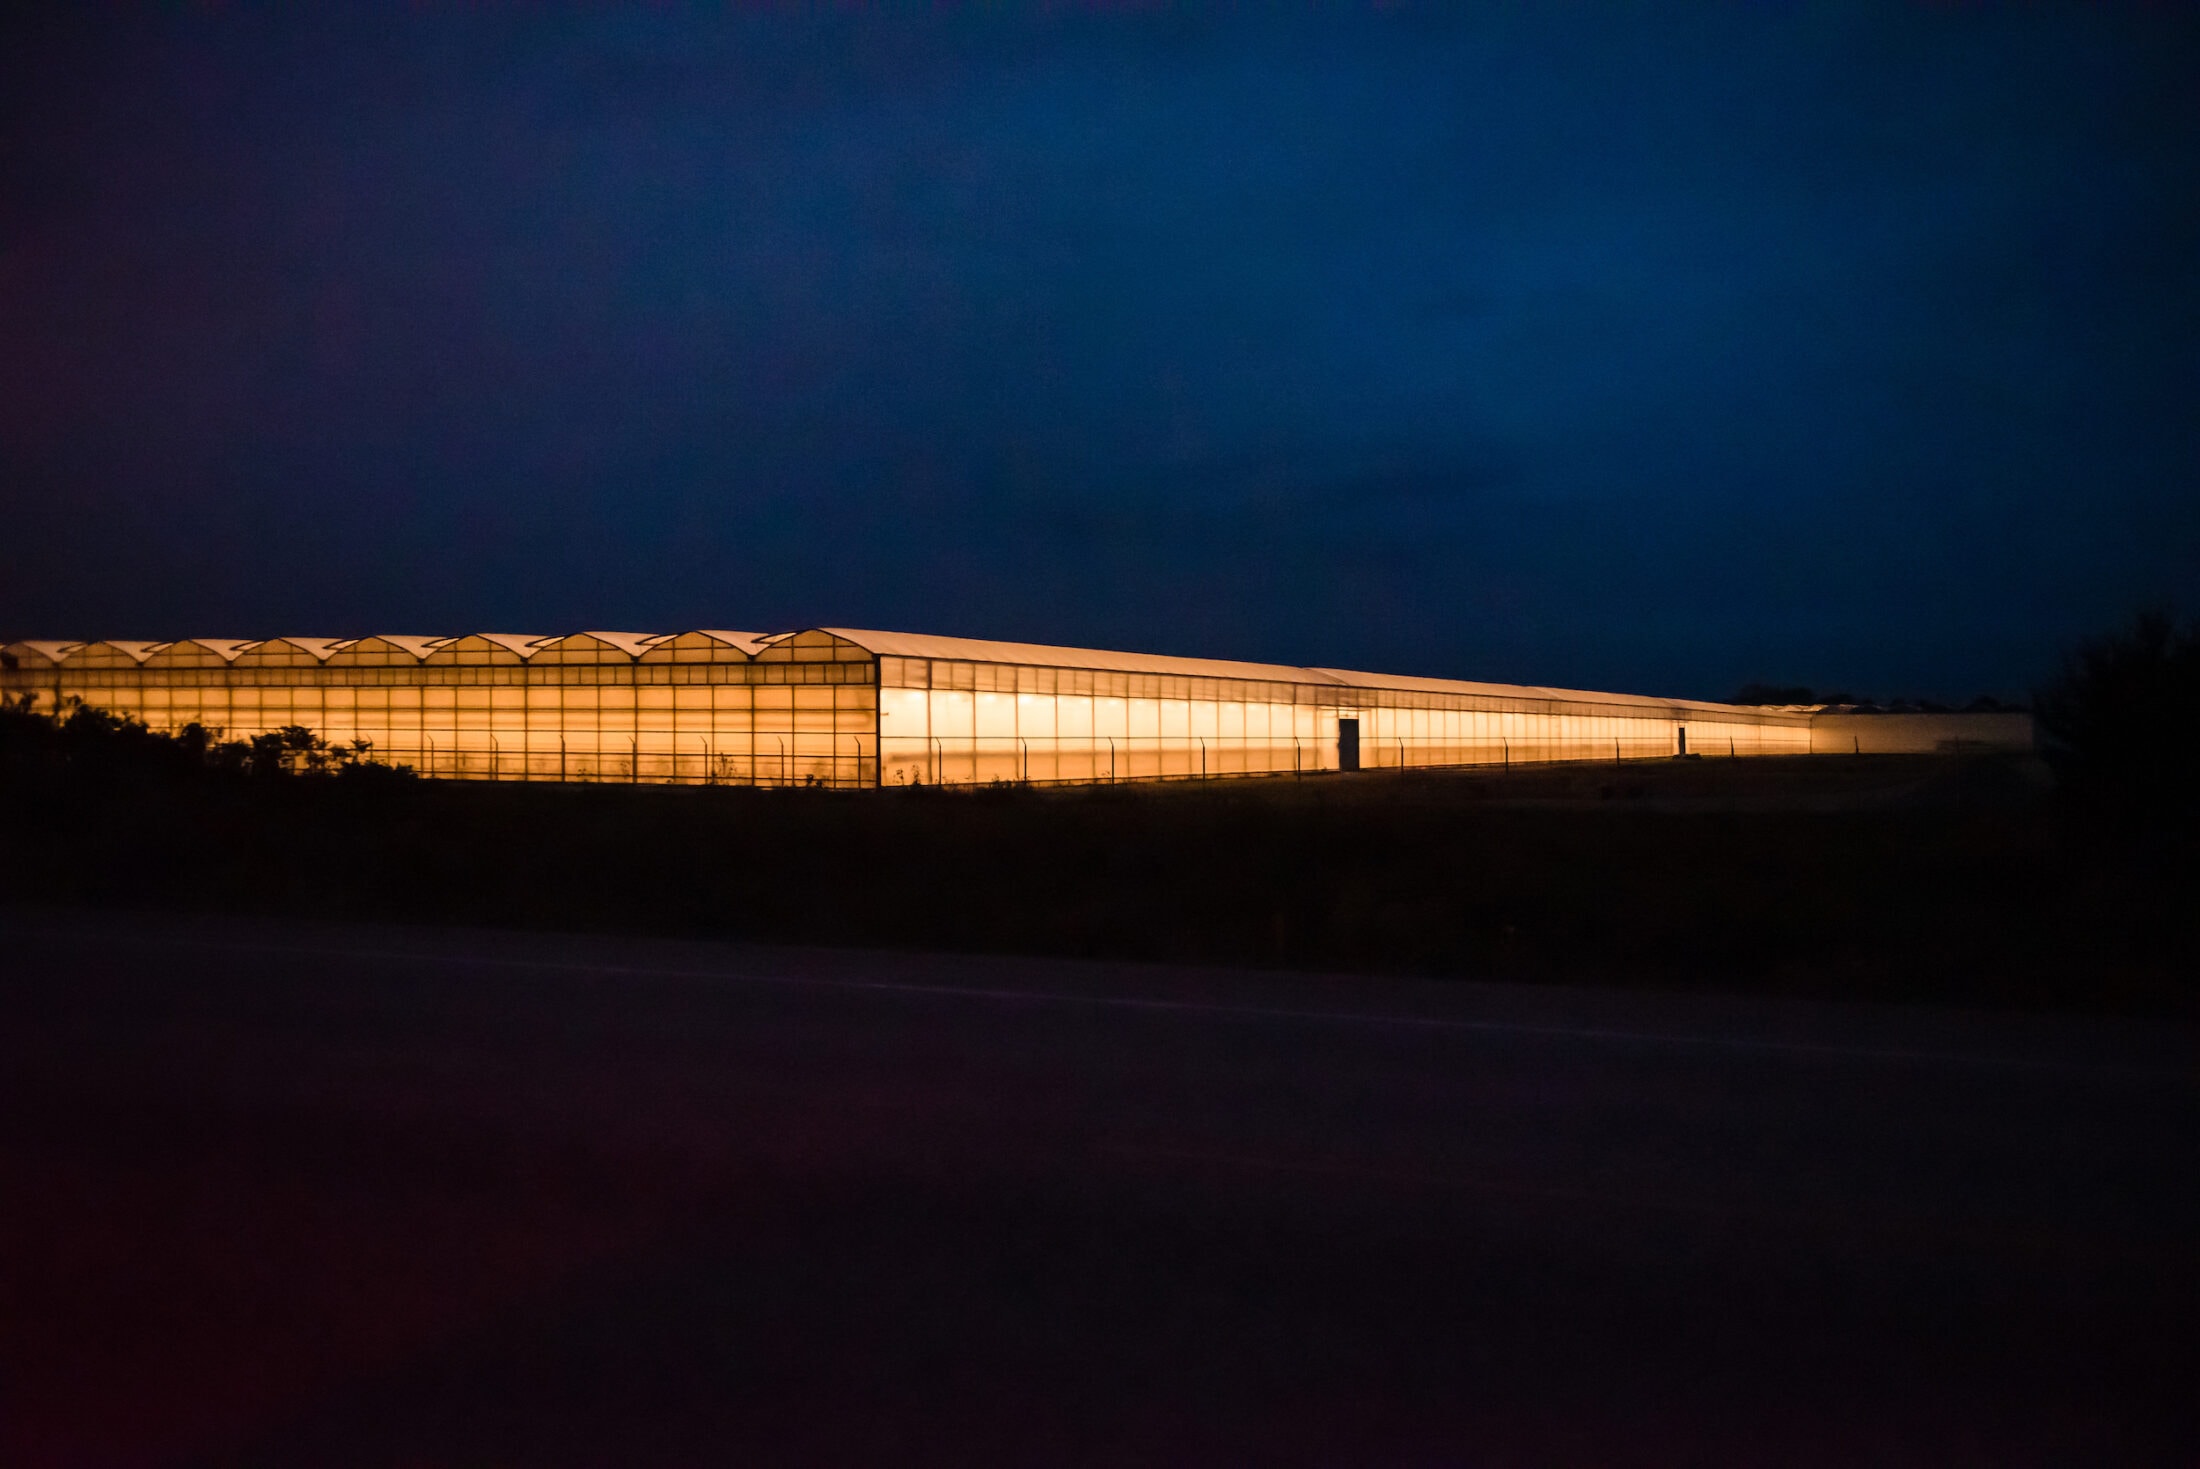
[
  {"x1": 1807, "y1": 712, "x2": 2033, "y2": 755},
  {"x1": 872, "y1": 658, "x2": 1815, "y2": 786},
  {"x1": 0, "y1": 642, "x2": 78, "y2": 717},
  {"x1": 6, "y1": 630, "x2": 879, "y2": 789},
  {"x1": 877, "y1": 659, "x2": 1334, "y2": 785},
  {"x1": 3, "y1": 628, "x2": 1822, "y2": 790}
]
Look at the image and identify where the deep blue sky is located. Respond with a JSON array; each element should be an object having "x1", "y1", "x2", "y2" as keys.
[{"x1": 4, "y1": 5, "x2": 2194, "y2": 700}]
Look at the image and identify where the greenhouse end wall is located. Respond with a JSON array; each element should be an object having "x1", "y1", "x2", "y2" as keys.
[{"x1": 3, "y1": 626, "x2": 1818, "y2": 788}]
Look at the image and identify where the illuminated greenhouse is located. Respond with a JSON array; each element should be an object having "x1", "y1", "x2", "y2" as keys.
[{"x1": 4, "y1": 627, "x2": 1850, "y2": 788}]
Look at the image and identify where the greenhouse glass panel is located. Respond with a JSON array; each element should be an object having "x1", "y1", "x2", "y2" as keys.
[{"x1": 0, "y1": 622, "x2": 1906, "y2": 788}]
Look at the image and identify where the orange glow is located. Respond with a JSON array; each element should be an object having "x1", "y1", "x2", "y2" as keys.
[{"x1": 4, "y1": 627, "x2": 1841, "y2": 788}]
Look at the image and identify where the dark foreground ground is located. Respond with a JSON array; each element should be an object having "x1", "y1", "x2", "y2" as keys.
[
  {"x1": 2, "y1": 911, "x2": 2193, "y2": 1466},
  {"x1": 3, "y1": 751, "x2": 2194, "y2": 1016}
]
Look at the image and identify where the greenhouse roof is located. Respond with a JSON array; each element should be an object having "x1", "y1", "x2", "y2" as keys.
[
  {"x1": 3, "y1": 641, "x2": 82, "y2": 666},
  {"x1": 815, "y1": 628, "x2": 1779, "y2": 715},
  {"x1": 15, "y1": 622, "x2": 1790, "y2": 717},
  {"x1": 813, "y1": 628, "x2": 1339, "y2": 687}
]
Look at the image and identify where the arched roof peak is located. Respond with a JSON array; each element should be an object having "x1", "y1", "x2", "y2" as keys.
[
  {"x1": 424, "y1": 633, "x2": 548, "y2": 662},
  {"x1": 323, "y1": 636, "x2": 450, "y2": 664},
  {"x1": 1, "y1": 641, "x2": 82, "y2": 668},
  {"x1": 65, "y1": 641, "x2": 170, "y2": 666},
  {"x1": 638, "y1": 630, "x2": 769, "y2": 661},
  {"x1": 233, "y1": 638, "x2": 353, "y2": 665},
  {"x1": 144, "y1": 639, "x2": 253, "y2": 666},
  {"x1": 753, "y1": 628, "x2": 875, "y2": 663},
  {"x1": 533, "y1": 631, "x2": 664, "y2": 662}
]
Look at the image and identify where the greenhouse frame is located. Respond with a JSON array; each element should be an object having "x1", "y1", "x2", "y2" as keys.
[{"x1": 3, "y1": 627, "x2": 1823, "y2": 788}]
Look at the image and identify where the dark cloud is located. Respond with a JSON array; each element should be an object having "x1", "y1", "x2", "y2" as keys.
[{"x1": 2, "y1": 4, "x2": 2194, "y2": 699}]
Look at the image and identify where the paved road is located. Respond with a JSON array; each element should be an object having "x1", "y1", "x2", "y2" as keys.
[{"x1": 2, "y1": 910, "x2": 2193, "y2": 1466}]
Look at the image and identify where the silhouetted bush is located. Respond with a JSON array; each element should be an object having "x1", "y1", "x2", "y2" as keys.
[
  {"x1": 2035, "y1": 609, "x2": 2200, "y2": 823},
  {"x1": 0, "y1": 696, "x2": 412, "y2": 787}
]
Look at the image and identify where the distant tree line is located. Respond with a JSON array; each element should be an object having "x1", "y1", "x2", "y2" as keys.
[
  {"x1": 0, "y1": 694, "x2": 413, "y2": 787},
  {"x1": 1732, "y1": 609, "x2": 2197, "y2": 823},
  {"x1": 1730, "y1": 683, "x2": 2024, "y2": 713}
]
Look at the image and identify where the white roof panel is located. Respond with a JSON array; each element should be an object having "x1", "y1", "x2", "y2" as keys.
[
  {"x1": 817, "y1": 628, "x2": 1789, "y2": 718},
  {"x1": 689, "y1": 630, "x2": 773, "y2": 655},
  {"x1": 368, "y1": 636, "x2": 450, "y2": 659},
  {"x1": 563, "y1": 631, "x2": 663, "y2": 657},
  {"x1": 3, "y1": 641, "x2": 82, "y2": 665},
  {"x1": 17, "y1": 622, "x2": 1800, "y2": 722},
  {"x1": 154, "y1": 638, "x2": 253, "y2": 661},
  {"x1": 232, "y1": 638, "x2": 353, "y2": 662},
  {"x1": 76, "y1": 641, "x2": 169, "y2": 663},
  {"x1": 425, "y1": 633, "x2": 548, "y2": 659},
  {"x1": 815, "y1": 628, "x2": 1342, "y2": 686},
  {"x1": 637, "y1": 630, "x2": 769, "y2": 661}
]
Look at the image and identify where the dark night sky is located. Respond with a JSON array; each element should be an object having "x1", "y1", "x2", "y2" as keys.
[{"x1": 3, "y1": 5, "x2": 2194, "y2": 701}]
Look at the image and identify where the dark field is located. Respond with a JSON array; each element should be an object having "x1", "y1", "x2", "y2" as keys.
[
  {"x1": 5, "y1": 756, "x2": 2196, "y2": 1463},
  {"x1": 2, "y1": 751, "x2": 2192, "y2": 1016},
  {"x1": 1, "y1": 914, "x2": 2193, "y2": 1466}
]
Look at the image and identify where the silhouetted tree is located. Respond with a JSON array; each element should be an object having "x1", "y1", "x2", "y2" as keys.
[
  {"x1": 2035, "y1": 608, "x2": 2200, "y2": 820},
  {"x1": 0, "y1": 697, "x2": 409, "y2": 789}
]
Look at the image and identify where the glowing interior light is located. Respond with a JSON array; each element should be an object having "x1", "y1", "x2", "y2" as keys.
[{"x1": 0, "y1": 625, "x2": 1865, "y2": 790}]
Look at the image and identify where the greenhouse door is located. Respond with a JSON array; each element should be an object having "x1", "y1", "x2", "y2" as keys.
[{"x1": 1338, "y1": 718, "x2": 1360, "y2": 772}]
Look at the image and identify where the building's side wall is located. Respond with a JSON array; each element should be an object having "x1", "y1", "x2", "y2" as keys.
[
  {"x1": 875, "y1": 656, "x2": 1331, "y2": 785},
  {"x1": 1347, "y1": 700, "x2": 1810, "y2": 767},
  {"x1": 874, "y1": 655, "x2": 1812, "y2": 786},
  {"x1": 2, "y1": 640, "x2": 879, "y2": 788},
  {"x1": 1808, "y1": 711, "x2": 2034, "y2": 755}
]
